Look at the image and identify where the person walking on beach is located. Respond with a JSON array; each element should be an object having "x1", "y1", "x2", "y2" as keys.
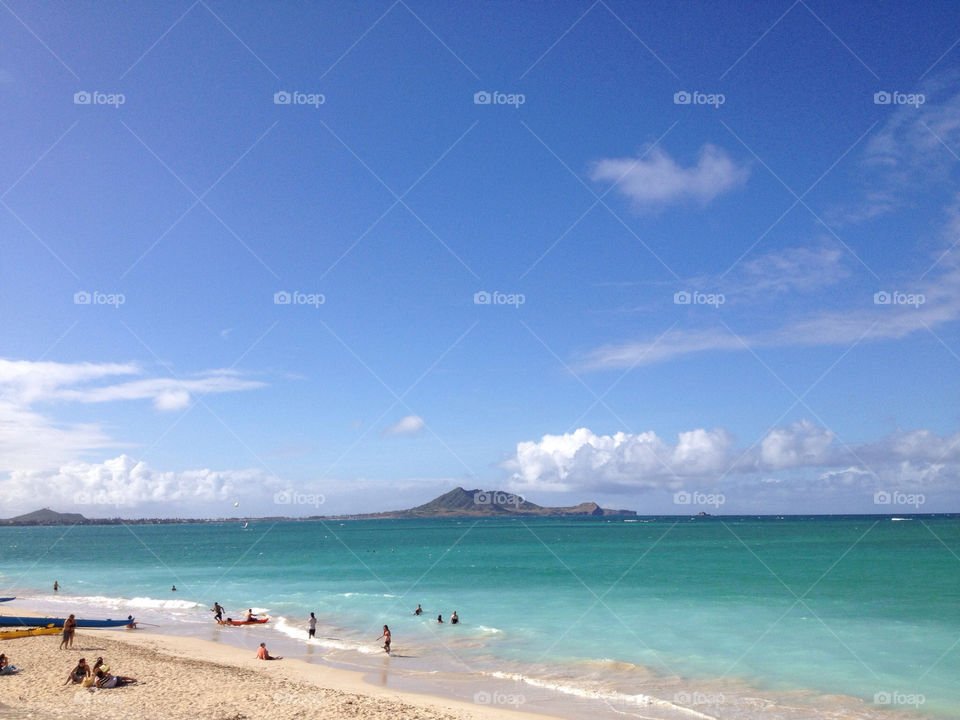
[
  {"x1": 308, "y1": 612, "x2": 316, "y2": 639},
  {"x1": 414, "y1": 604, "x2": 422, "y2": 615},
  {"x1": 376, "y1": 625, "x2": 391, "y2": 653},
  {"x1": 59, "y1": 614, "x2": 77, "y2": 650},
  {"x1": 211, "y1": 602, "x2": 224, "y2": 622}
]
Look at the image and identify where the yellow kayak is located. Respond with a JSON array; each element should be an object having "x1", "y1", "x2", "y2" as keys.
[{"x1": 0, "y1": 625, "x2": 59, "y2": 639}]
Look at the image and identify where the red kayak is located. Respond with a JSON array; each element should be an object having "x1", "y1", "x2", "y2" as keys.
[{"x1": 218, "y1": 617, "x2": 269, "y2": 625}]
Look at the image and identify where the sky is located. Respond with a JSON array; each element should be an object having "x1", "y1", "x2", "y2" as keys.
[{"x1": 1, "y1": 0, "x2": 959, "y2": 517}]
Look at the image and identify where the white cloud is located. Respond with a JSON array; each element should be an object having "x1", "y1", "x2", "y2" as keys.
[
  {"x1": 0, "y1": 358, "x2": 265, "y2": 472},
  {"x1": 384, "y1": 414, "x2": 425, "y2": 437},
  {"x1": 582, "y1": 261, "x2": 960, "y2": 370},
  {"x1": 589, "y1": 144, "x2": 749, "y2": 209},
  {"x1": 0, "y1": 455, "x2": 276, "y2": 516},
  {"x1": 503, "y1": 423, "x2": 960, "y2": 497}
]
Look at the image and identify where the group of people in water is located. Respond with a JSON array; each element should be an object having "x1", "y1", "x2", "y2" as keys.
[
  {"x1": 373, "y1": 605, "x2": 460, "y2": 654},
  {"x1": 413, "y1": 604, "x2": 458, "y2": 624},
  {"x1": 64, "y1": 656, "x2": 137, "y2": 688}
]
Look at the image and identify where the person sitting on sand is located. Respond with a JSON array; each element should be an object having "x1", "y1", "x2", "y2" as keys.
[
  {"x1": 376, "y1": 625, "x2": 391, "y2": 654},
  {"x1": 59, "y1": 614, "x2": 77, "y2": 650},
  {"x1": 91, "y1": 657, "x2": 106, "y2": 673},
  {"x1": 64, "y1": 658, "x2": 89, "y2": 684},
  {"x1": 451, "y1": 611, "x2": 458, "y2": 624},
  {"x1": 256, "y1": 642, "x2": 281, "y2": 660},
  {"x1": 0, "y1": 653, "x2": 21, "y2": 676},
  {"x1": 94, "y1": 668, "x2": 137, "y2": 688},
  {"x1": 437, "y1": 614, "x2": 443, "y2": 623},
  {"x1": 414, "y1": 604, "x2": 422, "y2": 615},
  {"x1": 125, "y1": 615, "x2": 138, "y2": 629}
]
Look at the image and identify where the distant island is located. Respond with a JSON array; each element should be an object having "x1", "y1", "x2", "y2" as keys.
[
  {"x1": 337, "y1": 487, "x2": 637, "y2": 519},
  {"x1": 0, "y1": 489, "x2": 636, "y2": 525}
]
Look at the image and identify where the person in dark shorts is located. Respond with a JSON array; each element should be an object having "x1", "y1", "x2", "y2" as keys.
[
  {"x1": 308, "y1": 612, "x2": 316, "y2": 638},
  {"x1": 211, "y1": 602, "x2": 224, "y2": 622},
  {"x1": 414, "y1": 604, "x2": 422, "y2": 615},
  {"x1": 376, "y1": 625, "x2": 391, "y2": 653},
  {"x1": 451, "y1": 611, "x2": 458, "y2": 624}
]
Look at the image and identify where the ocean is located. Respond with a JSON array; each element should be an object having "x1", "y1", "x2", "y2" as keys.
[{"x1": 0, "y1": 515, "x2": 957, "y2": 719}]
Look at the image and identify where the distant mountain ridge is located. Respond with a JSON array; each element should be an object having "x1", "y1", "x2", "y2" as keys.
[
  {"x1": 343, "y1": 487, "x2": 637, "y2": 518},
  {"x1": 2, "y1": 508, "x2": 88, "y2": 525}
]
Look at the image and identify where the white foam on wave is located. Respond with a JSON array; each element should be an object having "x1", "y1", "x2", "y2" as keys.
[
  {"x1": 890, "y1": 517, "x2": 911, "y2": 521},
  {"x1": 487, "y1": 671, "x2": 720, "y2": 719},
  {"x1": 339, "y1": 592, "x2": 396, "y2": 598},
  {"x1": 273, "y1": 615, "x2": 380, "y2": 654},
  {"x1": 28, "y1": 594, "x2": 201, "y2": 611},
  {"x1": 476, "y1": 625, "x2": 501, "y2": 634}
]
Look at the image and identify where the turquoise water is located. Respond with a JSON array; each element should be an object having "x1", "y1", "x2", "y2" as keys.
[{"x1": 1, "y1": 516, "x2": 957, "y2": 718}]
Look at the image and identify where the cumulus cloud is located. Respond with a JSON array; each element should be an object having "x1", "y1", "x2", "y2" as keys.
[
  {"x1": 384, "y1": 414, "x2": 425, "y2": 437},
  {"x1": 589, "y1": 144, "x2": 749, "y2": 209},
  {"x1": 0, "y1": 455, "x2": 278, "y2": 516},
  {"x1": 502, "y1": 423, "x2": 960, "y2": 496}
]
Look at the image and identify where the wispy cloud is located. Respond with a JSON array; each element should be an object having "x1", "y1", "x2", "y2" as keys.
[
  {"x1": 383, "y1": 414, "x2": 425, "y2": 437},
  {"x1": 589, "y1": 144, "x2": 749, "y2": 210}
]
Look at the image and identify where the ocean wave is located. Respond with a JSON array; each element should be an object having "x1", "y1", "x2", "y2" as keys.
[
  {"x1": 30, "y1": 594, "x2": 204, "y2": 611},
  {"x1": 273, "y1": 615, "x2": 380, "y2": 654},
  {"x1": 487, "y1": 671, "x2": 720, "y2": 719},
  {"x1": 476, "y1": 625, "x2": 502, "y2": 634}
]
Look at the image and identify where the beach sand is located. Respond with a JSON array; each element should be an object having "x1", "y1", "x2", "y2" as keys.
[{"x1": 0, "y1": 626, "x2": 554, "y2": 720}]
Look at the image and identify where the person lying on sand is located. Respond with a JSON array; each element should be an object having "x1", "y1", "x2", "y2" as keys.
[
  {"x1": 0, "y1": 653, "x2": 21, "y2": 676},
  {"x1": 256, "y1": 642, "x2": 281, "y2": 660},
  {"x1": 94, "y1": 668, "x2": 137, "y2": 688},
  {"x1": 64, "y1": 658, "x2": 89, "y2": 684}
]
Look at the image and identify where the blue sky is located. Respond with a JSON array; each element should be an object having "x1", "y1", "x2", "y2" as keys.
[{"x1": 1, "y1": 0, "x2": 958, "y2": 517}]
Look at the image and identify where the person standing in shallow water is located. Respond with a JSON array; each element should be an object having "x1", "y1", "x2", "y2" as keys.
[
  {"x1": 53, "y1": 580, "x2": 58, "y2": 592},
  {"x1": 308, "y1": 612, "x2": 316, "y2": 639},
  {"x1": 376, "y1": 625, "x2": 391, "y2": 653}
]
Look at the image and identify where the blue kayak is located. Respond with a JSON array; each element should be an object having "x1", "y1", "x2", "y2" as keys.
[
  {"x1": 0, "y1": 615, "x2": 131, "y2": 628},
  {"x1": 0, "y1": 598, "x2": 15, "y2": 603}
]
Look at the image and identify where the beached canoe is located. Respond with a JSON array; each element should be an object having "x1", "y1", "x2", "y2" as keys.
[
  {"x1": 0, "y1": 616, "x2": 131, "y2": 628},
  {"x1": 0, "y1": 598, "x2": 15, "y2": 603},
  {"x1": 0, "y1": 625, "x2": 59, "y2": 639},
  {"x1": 218, "y1": 617, "x2": 269, "y2": 625}
]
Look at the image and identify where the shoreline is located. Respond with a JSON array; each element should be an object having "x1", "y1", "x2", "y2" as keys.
[
  {"x1": 0, "y1": 601, "x2": 937, "y2": 720},
  {"x1": 0, "y1": 605, "x2": 556, "y2": 720}
]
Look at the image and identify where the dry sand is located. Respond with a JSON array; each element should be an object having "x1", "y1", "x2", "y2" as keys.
[{"x1": 0, "y1": 628, "x2": 554, "y2": 720}]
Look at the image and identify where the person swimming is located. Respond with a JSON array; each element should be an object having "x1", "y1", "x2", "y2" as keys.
[
  {"x1": 414, "y1": 604, "x2": 422, "y2": 615},
  {"x1": 451, "y1": 611, "x2": 459, "y2": 624},
  {"x1": 437, "y1": 614, "x2": 443, "y2": 623}
]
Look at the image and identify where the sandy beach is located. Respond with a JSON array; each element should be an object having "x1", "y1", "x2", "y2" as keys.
[{"x1": 0, "y1": 617, "x2": 553, "y2": 720}]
